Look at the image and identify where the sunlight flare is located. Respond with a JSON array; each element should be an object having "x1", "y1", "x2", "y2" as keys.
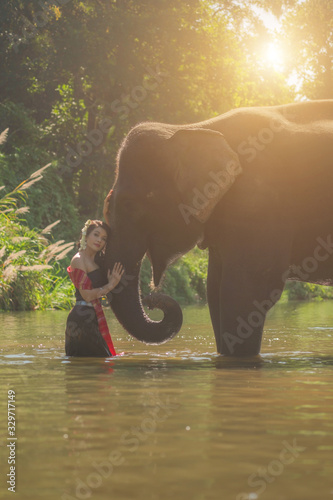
[{"x1": 264, "y1": 42, "x2": 285, "y2": 72}]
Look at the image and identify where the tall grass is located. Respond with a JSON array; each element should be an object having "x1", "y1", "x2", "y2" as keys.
[{"x1": 0, "y1": 128, "x2": 74, "y2": 310}]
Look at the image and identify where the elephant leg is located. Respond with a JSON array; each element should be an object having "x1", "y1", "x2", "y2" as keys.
[
  {"x1": 218, "y1": 270, "x2": 285, "y2": 356},
  {"x1": 207, "y1": 246, "x2": 223, "y2": 352},
  {"x1": 216, "y1": 212, "x2": 292, "y2": 356}
]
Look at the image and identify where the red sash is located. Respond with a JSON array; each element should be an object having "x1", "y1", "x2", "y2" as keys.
[{"x1": 67, "y1": 266, "x2": 116, "y2": 356}]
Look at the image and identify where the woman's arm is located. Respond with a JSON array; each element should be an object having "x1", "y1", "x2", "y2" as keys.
[
  {"x1": 103, "y1": 191, "x2": 112, "y2": 227},
  {"x1": 72, "y1": 260, "x2": 125, "y2": 302}
]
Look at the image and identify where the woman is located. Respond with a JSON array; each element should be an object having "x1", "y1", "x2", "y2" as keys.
[{"x1": 65, "y1": 216, "x2": 124, "y2": 357}]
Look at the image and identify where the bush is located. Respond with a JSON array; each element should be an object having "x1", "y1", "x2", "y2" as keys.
[
  {"x1": 140, "y1": 247, "x2": 208, "y2": 305},
  {"x1": 0, "y1": 101, "x2": 80, "y2": 241},
  {"x1": 0, "y1": 142, "x2": 74, "y2": 311},
  {"x1": 285, "y1": 280, "x2": 333, "y2": 301}
]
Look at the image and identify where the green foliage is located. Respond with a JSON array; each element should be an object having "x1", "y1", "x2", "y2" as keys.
[
  {"x1": 251, "y1": 0, "x2": 333, "y2": 100},
  {"x1": 0, "y1": 156, "x2": 74, "y2": 311},
  {"x1": 1, "y1": 0, "x2": 294, "y2": 217},
  {"x1": 280, "y1": 0, "x2": 333, "y2": 99},
  {"x1": 0, "y1": 101, "x2": 81, "y2": 241},
  {"x1": 140, "y1": 247, "x2": 208, "y2": 305},
  {"x1": 285, "y1": 281, "x2": 333, "y2": 301}
]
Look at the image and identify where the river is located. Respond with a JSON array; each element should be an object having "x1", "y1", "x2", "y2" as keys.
[{"x1": 0, "y1": 301, "x2": 333, "y2": 500}]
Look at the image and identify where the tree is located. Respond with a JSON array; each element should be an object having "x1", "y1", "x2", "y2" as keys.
[
  {"x1": 250, "y1": 0, "x2": 333, "y2": 100},
  {"x1": 1, "y1": 0, "x2": 293, "y2": 219},
  {"x1": 281, "y1": 0, "x2": 333, "y2": 99}
]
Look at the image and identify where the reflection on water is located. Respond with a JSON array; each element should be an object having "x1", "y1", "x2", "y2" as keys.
[{"x1": 0, "y1": 301, "x2": 333, "y2": 500}]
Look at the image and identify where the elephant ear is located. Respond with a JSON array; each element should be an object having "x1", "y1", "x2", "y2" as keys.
[{"x1": 168, "y1": 128, "x2": 242, "y2": 223}]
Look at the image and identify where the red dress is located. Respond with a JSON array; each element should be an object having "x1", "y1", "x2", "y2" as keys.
[{"x1": 65, "y1": 266, "x2": 116, "y2": 357}]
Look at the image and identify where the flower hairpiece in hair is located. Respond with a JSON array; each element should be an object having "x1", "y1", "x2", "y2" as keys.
[{"x1": 79, "y1": 219, "x2": 91, "y2": 250}]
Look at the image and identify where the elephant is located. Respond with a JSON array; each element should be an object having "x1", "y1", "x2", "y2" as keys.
[{"x1": 105, "y1": 99, "x2": 333, "y2": 356}]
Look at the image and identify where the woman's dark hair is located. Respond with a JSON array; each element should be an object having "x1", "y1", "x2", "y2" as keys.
[{"x1": 77, "y1": 220, "x2": 111, "y2": 269}]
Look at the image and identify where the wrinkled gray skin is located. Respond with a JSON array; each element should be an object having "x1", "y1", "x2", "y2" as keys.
[{"x1": 105, "y1": 100, "x2": 333, "y2": 356}]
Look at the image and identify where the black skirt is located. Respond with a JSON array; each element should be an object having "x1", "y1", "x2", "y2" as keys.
[{"x1": 65, "y1": 305, "x2": 112, "y2": 357}]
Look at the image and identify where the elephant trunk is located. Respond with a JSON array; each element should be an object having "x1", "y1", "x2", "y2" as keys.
[{"x1": 107, "y1": 266, "x2": 183, "y2": 344}]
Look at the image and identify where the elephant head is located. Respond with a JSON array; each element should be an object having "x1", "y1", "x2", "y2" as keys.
[{"x1": 105, "y1": 122, "x2": 242, "y2": 344}]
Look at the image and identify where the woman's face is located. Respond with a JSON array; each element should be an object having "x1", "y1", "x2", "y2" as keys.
[{"x1": 86, "y1": 226, "x2": 108, "y2": 252}]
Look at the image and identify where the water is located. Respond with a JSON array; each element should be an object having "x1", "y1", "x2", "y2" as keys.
[{"x1": 1, "y1": 301, "x2": 333, "y2": 500}]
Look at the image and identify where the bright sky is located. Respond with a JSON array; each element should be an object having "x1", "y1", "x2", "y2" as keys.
[{"x1": 256, "y1": 8, "x2": 281, "y2": 31}]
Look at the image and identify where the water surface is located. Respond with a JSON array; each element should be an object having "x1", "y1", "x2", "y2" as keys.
[{"x1": 1, "y1": 301, "x2": 333, "y2": 500}]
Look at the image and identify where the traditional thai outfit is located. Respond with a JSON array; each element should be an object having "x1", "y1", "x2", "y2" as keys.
[{"x1": 65, "y1": 266, "x2": 116, "y2": 357}]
